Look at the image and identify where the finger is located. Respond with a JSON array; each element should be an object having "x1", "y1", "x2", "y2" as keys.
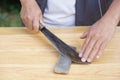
[
  {"x1": 96, "y1": 40, "x2": 107, "y2": 59},
  {"x1": 80, "y1": 30, "x2": 89, "y2": 39},
  {"x1": 81, "y1": 37, "x2": 97, "y2": 62},
  {"x1": 87, "y1": 39, "x2": 103, "y2": 62},
  {"x1": 33, "y1": 17, "x2": 39, "y2": 32},
  {"x1": 27, "y1": 19, "x2": 33, "y2": 30},
  {"x1": 23, "y1": 15, "x2": 33, "y2": 30},
  {"x1": 79, "y1": 36, "x2": 91, "y2": 60},
  {"x1": 39, "y1": 14, "x2": 44, "y2": 24},
  {"x1": 22, "y1": 19, "x2": 29, "y2": 29},
  {"x1": 24, "y1": 16, "x2": 33, "y2": 30}
]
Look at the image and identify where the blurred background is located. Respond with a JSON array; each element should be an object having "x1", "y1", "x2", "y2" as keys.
[
  {"x1": 0, "y1": 0, "x2": 119, "y2": 27},
  {"x1": 0, "y1": 0, "x2": 21, "y2": 27}
]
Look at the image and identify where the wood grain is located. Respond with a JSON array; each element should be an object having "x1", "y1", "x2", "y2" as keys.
[{"x1": 0, "y1": 27, "x2": 120, "y2": 80}]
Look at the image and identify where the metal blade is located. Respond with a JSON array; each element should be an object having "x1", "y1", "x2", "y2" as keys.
[{"x1": 39, "y1": 24, "x2": 89, "y2": 64}]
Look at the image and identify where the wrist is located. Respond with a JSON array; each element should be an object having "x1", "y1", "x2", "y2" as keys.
[
  {"x1": 101, "y1": 0, "x2": 120, "y2": 27},
  {"x1": 101, "y1": 15, "x2": 118, "y2": 27}
]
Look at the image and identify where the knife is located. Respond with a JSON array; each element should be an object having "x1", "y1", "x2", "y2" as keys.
[{"x1": 39, "y1": 23, "x2": 89, "y2": 64}]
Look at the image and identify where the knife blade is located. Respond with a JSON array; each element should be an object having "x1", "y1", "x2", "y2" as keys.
[{"x1": 39, "y1": 23, "x2": 89, "y2": 64}]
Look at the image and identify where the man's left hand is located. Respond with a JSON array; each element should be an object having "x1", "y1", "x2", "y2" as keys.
[{"x1": 79, "y1": 19, "x2": 116, "y2": 62}]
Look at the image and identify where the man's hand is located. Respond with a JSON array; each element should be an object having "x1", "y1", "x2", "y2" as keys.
[
  {"x1": 20, "y1": 0, "x2": 43, "y2": 32},
  {"x1": 79, "y1": 0, "x2": 120, "y2": 62},
  {"x1": 79, "y1": 19, "x2": 116, "y2": 62}
]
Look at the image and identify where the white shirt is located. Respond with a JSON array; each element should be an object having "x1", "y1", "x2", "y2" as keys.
[{"x1": 43, "y1": 0, "x2": 76, "y2": 27}]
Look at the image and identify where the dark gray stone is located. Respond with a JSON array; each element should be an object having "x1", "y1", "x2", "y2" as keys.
[{"x1": 54, "y1": 46, "x2": 76, "y2": 74}]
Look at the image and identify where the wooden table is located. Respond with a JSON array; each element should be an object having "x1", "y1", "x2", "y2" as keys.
[{"x1": 0, "y1": 27, "x2": 120, "y2": 80}]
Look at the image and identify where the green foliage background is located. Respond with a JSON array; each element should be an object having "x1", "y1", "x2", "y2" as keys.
[
  {"x1": 0, "y1": 0, "x2": 119, "y2": 27},
  {"x1": 0, "y1": 0, "x2": 21, "y2": 27}
]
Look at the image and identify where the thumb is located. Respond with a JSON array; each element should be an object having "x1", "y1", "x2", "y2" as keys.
[{"x1": 80, "y1": 30, "x2": 89, "y2": 39}]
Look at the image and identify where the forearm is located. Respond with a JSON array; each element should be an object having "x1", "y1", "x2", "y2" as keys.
[
  {"x1": 101, "y1": 0, "x2": 120, "y2": 26},
  {"x1": 20, "y1": 0, "x2": 36, "y2": 5}
]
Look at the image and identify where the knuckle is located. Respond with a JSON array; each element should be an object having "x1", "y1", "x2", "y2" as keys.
[
  {"x1": 87, "y1": 45, "x2": 92, "y2": 49},
  {"x1": 26, "y1": 15, "x2": 32, "y2": 20},
  {"x1": 22, "y1": 16, "x2": 26, "y2": 20},
  {"x1": 32, "y1": 23, "x2": 36, "y2": 27},
  {"x1": 95, "y1": 34, "x2": 101, "y2": 38},
  {"x1": 33, "y1": 23, "x2": 38, "y2": 29},
  {"x1": 33, "y1": 24, "x2": 39, "y2": 31},
  {"x1": 28, "y1": 26, "x2": 32, "y2": 30},
  {"x1": 89, "y1": 31, "x2": 95, "y2": 35},
  {"x1": 89, "y1": 31, "x2": 93, "y2": 35},
  {"x1": 92, "y1": 46, "x2": 99, "y2": 50},
  {"x1": 20, "y1": 15, "x2": 27, "y2": 21},
  {"x1": 99, "y1": 46, "x2": 103, "y2": 49},
  {"x1": 82, "y1": 54, "x2": 87, "y2": 58},
  {"x1": 88, "y1": 32, "x2": 93, "y2": 37},
  {"x1": 99, "y1": 46, "x2": 104, "y2": 50},
  {"x1": 89, "y1": 54, "x2": 94, "y2": 59}
]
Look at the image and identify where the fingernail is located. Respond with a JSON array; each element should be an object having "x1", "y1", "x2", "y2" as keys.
[
  {"x1": 81, "y1": 58, "x2": 86, "y2": 62},
  {"x1": 79, "y1": 52, "x2": 82, "y2": 57},
  {"x1": 96, "y1": 55, "x2": 100, "y2": 59},
  {"x1": 87, "y1": 58, "x2": 92, "y2": 62}
]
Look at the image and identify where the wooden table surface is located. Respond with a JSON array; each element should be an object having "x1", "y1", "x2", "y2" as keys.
[{"x1": 0, "y1": 27, "x2": 120, "y2": 80}]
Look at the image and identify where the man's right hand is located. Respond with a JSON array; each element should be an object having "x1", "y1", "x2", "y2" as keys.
[{"x1": 20, "y1": 0, "x2": 43, "y2": 32}]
